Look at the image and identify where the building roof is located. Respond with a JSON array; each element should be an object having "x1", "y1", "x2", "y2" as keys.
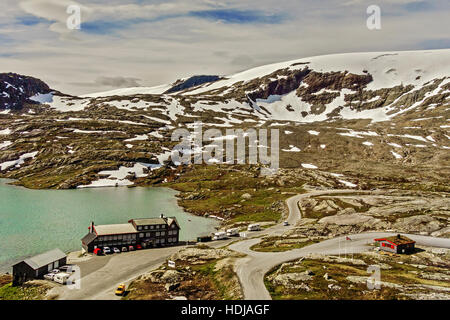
[
  {"x1": 94, "y1": 223, "x2": 137, "y2": 236},
  {"x1": 375, "y1": 234, "x2": 415, "y2": 246},
  {"x1": 131, "y1": 218, "x2": 167, "y2": 226},
  {"x1": 20, "y1": 248, "x2": 66, "y2": 270},
  {"x1": 167, "y1": 217, "x2": 180, "y2": 229},
  {"x1": 81, "y1": 232, "x2": 97, "y2": 245}
]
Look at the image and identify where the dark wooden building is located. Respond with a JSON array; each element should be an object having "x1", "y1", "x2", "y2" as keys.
[
  {"x1": 12, "y1": 248, "x2": 67, "y2": 286},
  {"x1": 129, "y1": 216, "x2": 180, "y2": 248},
  {"x1": 374, "y1": 234, "x2": 416, "y2": 254},
  {"x1": 82, "y1": 214, "x2": 180, "y2": 253}
]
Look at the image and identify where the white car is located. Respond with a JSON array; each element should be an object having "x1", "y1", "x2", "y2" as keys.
[
  {"x1": 113, "y1": 247, "x2": 121, "y2": 254},
  {"x1": 59, "y1": 265, "x2": 75, "y2": 273},
  {"x1": 44, "y1": 273, "x2": 56, "y2": 280},
  {"x1": 51, "y1": 269, "x2": 60, "y2": 274},
  {"x1": 283, "y1": 221, "x2": 289, "y2": 226},
  {"x1": 103, "y1": 247, "x2": 112, "y2": 254},
  {"x1": 247, "y1": 224, "x2": 261, "y2": 231}
]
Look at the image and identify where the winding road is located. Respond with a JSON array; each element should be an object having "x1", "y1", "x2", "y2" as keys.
[{"x1": 229, "y1": 189, "x2": 450, "y2": 300}]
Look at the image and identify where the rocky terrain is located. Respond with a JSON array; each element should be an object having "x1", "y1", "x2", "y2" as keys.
[
  {"x1": 0, "y1": 73, "x2": 52, "y2": 111},
  {"x1": 125, "y1": 246, "x2": 244, "y2": 300},
  {"x1": 265, "y1": 246, "x2": 450, "y2": 300},
  {"x1": 0, "y1": 49, "x2": 448, "y2": 227}
]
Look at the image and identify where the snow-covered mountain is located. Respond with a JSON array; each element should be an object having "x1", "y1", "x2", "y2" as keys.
[
  {"x1": 0, "y1": 49, "x2": 449, "y2": 189},
  {"x1": 66, "y1": 49, "x2": 450, "y2": 125}
]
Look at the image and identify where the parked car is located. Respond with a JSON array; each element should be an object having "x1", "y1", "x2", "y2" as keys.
[
  {"x1": 247, "y1": 224, "x2": 261, "y2": 231},
  {"x1": 53, "y1": 272, "x2": 71, "y2": 285},
  {"x1": 212, "y1": 231, "x2": 228, "y2": 241},
  {"x1": 136, "y1": 244, "x2": 143, "y2": 250},
  {"x1": 115, "y1": 284, "x2": 126, "y2": 296},
  {"x1": 226, "y1": 228, "x2": 239, "y2": 237},
  {"x1": 103, "y1": 247, "x2": 112, "y2": 254},
  {"x1": 197, "y1": 236, "x2": 212, "y2": 243},
  {"x1": 128, "y1": 245, "x2": 135, "y2": 251},
  {"x1": 121, "y1": 246, "x2": 127, "y2": 252},
  {"x1": 50, "y1": 269, "x2": 60, "y2": 274},
  {"x1": 283, "y1": 221, "x2": 289, "y2": 226},
  {"x1": 113, "y1": 247, "x2": 121, "y2": 254},
  {"x1": 59, "y1": 265, "x2": 75, "y2": 273},
  {"x1": 44, "y1": 273, "x2": 56, "y2": 280}
]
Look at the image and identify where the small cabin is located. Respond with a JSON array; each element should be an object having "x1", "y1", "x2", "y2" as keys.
[
  {"x1": 374, "y1": 234, "x2": 416, "y2": 254},
  {"x1": 12, "y1": 248, "x2": 67, "y2": 286}
]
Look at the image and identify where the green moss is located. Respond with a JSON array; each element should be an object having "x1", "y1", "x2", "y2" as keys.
[{"x1": 0, "y1": 282, "x2": 49, "y2": 300}]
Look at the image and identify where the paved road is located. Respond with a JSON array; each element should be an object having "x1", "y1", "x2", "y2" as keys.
[
  {"x1": 229, "y1": 190, "x2": 450, "y2": 300},
  {"x1": 54, "y1": 246, "x2": 185, "y2": 300}
]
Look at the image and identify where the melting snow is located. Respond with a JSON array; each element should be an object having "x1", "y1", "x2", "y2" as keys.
[
  {"x1": 29, "y1": 93, "x2": 54, "y2": 103},
  {"x1": 282, "y1": 145, "x2": 301, "y2": 152},
  {"x1": 0, "y1": 151, "x2": 38, "y2": 171},
  {"x1": 0, "y1": 141, "x2": 12, "y2": 149},
  {"x1": 124, "y1": 134, "x2": 148, "y2": 142},
  {"x1": 339, "y1": 180, "x2": 357, "y2": 188},
  {"x1": 391, "y1": 151, "x2": 403, "y2": 159}
]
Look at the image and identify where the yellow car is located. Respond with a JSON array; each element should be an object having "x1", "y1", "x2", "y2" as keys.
[{"x1": 115, "y1": 284, "x2": 126, "y2": 296}]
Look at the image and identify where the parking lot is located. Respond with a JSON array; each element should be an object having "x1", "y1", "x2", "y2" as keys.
[{"x1": 49, "y1": 245, "x2": 186, "y2": 300}]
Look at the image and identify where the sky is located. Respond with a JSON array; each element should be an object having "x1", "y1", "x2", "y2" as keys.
[{"x1": 0, "y1": 0, "x2": 449, "y2": 96}]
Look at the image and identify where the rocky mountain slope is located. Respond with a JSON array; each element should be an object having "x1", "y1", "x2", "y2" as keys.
[
  {"x1": 0, "y1": 73, "x2": 52, "y2": 111},
  {"x1": 0, "y1": 49, "x2": 448, "y2": 191}
]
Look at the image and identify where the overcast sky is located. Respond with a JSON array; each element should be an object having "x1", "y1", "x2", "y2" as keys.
[{"x1": 0, "y1": 0, "x2": 448, "y2": 95}]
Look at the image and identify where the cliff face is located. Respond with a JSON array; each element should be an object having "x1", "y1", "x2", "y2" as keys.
[
  {"x1": 0, "y1": 73, "x2": 51, "y2": 110},
  {"x1": 164, "y1": 75, "x2": 221, "y2": 94}
]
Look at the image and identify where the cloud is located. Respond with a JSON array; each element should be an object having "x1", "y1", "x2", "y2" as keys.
[
  {"x1": 189, "y1": 9, "x2": 286, "y2": 24},
  {"x1": 418, "y1": 38, "x2": 450, "y2": 50},
  {"x1": 230, "y1": 54, "x2": 255, "y2": 67},
  {"x1": 71, "y1": 76, "x2": 142, "y2": 88},
  {"x1": 0, "y1": 0, "x2": 447, "y2": 96},
  {"x1": 95, "y1": 76, "x2": 142, "y2": 88}
]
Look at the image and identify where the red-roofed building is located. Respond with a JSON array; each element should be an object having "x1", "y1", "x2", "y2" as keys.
[{"x1": 374, "y1": 234, "x2": 415, "y2": 254}]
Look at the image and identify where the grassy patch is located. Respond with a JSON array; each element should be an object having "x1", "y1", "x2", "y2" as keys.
[
  {"x1": 166, "y1": 165, "x2": 305, "y2": 223},
  {"x1": 251, "y1": 237, "x2": 319, "y2": 252},
  {"x1": 0, "y1": 282, "x2": 51, "y2": 300}
]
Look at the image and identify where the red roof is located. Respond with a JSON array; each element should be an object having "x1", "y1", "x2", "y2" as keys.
[{"x1": 375, "y1": 235, "x2": 415, "y2": 246}]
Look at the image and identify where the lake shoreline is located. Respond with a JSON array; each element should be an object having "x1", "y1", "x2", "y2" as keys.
[{"x1": 0, "y1": 179, "x2": 219, "y2": 273}]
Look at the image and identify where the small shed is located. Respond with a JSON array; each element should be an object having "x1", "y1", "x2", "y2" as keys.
[
  {"x1": 374, "y1": 234, "x2": 416, "y2": 254},
  {"x1": 12, "y1": 248, "x2": 67, "y2": 286}
]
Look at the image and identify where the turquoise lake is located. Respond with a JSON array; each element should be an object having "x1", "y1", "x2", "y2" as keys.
[{"x1": 0, "y1": 179, "x2": 217, "y2": 272}]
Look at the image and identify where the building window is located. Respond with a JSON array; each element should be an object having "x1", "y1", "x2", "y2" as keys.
[
  {"x1": 146, "y1": 232, "x2": 150, "y2": 237},
  {"x1": 139, "y1": 233, "x2": 144, "y2": 238},
  {"x1": 150, "y1": 225, "x2": 154, "y2": 229},
  {"x1": 161, "y1": 231, "x2": 166, "y2": 236},
  {"x1": 144, "y1": 226, "x2": 148, "y2": 230},
  {"x1": 156, "y1": 232, "x2": 160, "y2": 236}
]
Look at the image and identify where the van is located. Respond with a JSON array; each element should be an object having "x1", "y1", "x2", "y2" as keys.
[
  {"x1": 212, "y1": 232, "x2": 228, "y2": 241},
  {"x1": 247, "y1": 224, "x2": 261, "y2": 231},
  {"x1": 53, "y1": 272, "x2": 71, "y2": 285},
  {"x1": 226, "y1": 228, "x2": 239, "y2": 237}
]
